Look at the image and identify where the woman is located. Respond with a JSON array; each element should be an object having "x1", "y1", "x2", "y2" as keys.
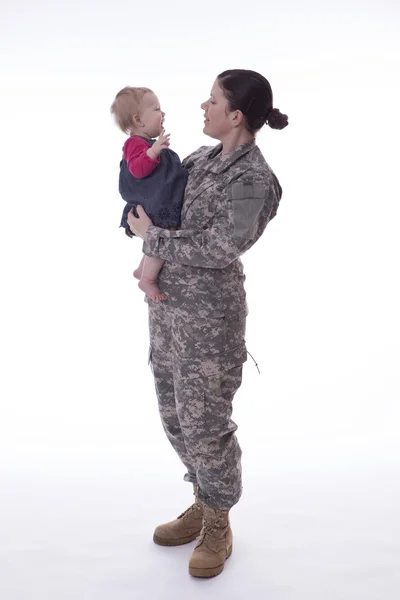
[{"x1": 128, "y1": 69, "x2": 288, "y2": 578}]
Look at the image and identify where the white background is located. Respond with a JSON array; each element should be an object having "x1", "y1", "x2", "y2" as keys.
[{"x1": 1, "y1": 0, "x2": 399, "y2": 598}]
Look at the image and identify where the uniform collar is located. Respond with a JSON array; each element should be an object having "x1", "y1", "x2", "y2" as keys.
[{"x1": 199, "y1": 139, "x2": 256, "y2": 174}]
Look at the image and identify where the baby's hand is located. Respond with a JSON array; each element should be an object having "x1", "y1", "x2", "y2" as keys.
[{"x1": 152, "y1": 129, "x2": 170, "y2": 156}]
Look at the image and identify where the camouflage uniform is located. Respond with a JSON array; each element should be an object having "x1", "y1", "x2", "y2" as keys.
[{"x1": 142, "y1": 140, "x2": 282, "y2": 510}]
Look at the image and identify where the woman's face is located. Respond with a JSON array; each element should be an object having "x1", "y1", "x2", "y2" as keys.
[{"x1": 201, "y1": 80, "x2": 234, "y2": 140}]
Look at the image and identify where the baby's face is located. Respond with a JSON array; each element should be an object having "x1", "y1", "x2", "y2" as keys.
[{"x1": 139, "y1": 92, "x2": 165, "y2": 138}]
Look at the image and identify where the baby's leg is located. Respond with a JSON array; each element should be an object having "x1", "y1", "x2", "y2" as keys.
[
  {"x1": 134, "y1": 228, "x2": 178, "y2": 279},
  {"x1": 138, "y1": 256, "x2": 168, "y2": 303},
  {"x1": 133, "y1": 255, "x2": 145, "y2": 280}
]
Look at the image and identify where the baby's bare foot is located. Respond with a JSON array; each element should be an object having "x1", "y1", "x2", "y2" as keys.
[
  {"x1": 133, "y1": 267, "x2": 142, "y2": 280},
  {"x1": 138, "y1": 279, "x2": 168, "y2": 303}
]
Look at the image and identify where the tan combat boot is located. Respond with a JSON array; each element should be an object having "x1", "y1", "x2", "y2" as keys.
[
  {"x1": 188, "y1": 504, "x2": 232, "y2": 578},
  {"x1": 153, "y1": 483, "x2": 203, "y2": 546}
]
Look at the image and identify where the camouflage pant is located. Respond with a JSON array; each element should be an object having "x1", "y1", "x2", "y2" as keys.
[{"x1": 148, "y1": 301, "x2": 248, "y2": 510}]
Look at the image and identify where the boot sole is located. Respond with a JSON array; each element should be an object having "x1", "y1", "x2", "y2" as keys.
[
  {"x1": 153, "y1": 530, "x2": 201, "y2": 547},
  {"x1": 189, "y1": 544, "x2": 233, "y2": 578}
]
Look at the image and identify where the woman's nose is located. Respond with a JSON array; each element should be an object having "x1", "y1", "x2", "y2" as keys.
[{"x1": 200, "y1": 101, "x2": 207, "y2": 110}]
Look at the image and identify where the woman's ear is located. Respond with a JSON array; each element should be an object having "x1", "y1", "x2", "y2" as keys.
[{"x1": 231, "y1": 110, "x2": 244, "y2": 127}]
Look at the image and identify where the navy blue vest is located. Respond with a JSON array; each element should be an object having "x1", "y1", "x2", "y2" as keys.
[{"x1": 119, "y1": 136, "x2": 188, "y2": 231}]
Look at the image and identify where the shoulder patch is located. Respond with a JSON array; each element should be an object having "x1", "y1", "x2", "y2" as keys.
[{"x1": 229, "y1": 182, "x2": 265, "y2": 239}]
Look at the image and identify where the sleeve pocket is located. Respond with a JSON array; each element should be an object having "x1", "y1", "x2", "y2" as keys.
[{"x1": 230, "y1": 182, "x2": 265, "y2": 239}]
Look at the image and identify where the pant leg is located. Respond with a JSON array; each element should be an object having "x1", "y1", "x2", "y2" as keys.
[
  {"x1": 171, "y1": 311, "x2": 248, "y2": 510},
  {"x1": 148, "y1": 302, "x2": 197, "y2": 483}
]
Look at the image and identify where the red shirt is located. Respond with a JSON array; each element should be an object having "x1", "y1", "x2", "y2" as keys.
[{"x1": 123, "y1": 136, "x2": 160, "y2": 179}]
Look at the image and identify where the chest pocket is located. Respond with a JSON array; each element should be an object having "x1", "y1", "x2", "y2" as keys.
[
  {"x1": 181, "y1": 173, "x2": 224, "y2": 227},
  {"x1": 230, "y1": 182, "x2": 265, "y2": 240}
]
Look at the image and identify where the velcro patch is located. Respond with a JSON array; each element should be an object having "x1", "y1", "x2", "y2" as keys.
[{"x1": 230, "y1": 182, "x2": 265, "y2": 239}]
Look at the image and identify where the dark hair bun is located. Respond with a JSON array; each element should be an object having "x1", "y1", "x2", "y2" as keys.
[{"x1": 267, "y1": 108, "x2": 289, "y2": 130}]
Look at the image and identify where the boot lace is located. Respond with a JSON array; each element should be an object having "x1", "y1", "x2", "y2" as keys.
[
  {"x1": 177, "y1": 501, "x2": 202, "y2": 520},
  {"x1": 199, "y1": 510, "x2": 226, "y2": 542}
]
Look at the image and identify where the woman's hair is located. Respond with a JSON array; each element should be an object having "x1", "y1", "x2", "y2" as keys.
[
  {"x1": 110, "y1": 86, "x2": 152, "y2": 134},
  {"x1": 217, "y1": 69, "x2": 288, "y2": 133}
]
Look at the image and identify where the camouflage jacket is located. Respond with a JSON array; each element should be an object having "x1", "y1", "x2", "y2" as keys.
[{"x1": 142, "y1": 140, "x2": 282, "y2": 318}]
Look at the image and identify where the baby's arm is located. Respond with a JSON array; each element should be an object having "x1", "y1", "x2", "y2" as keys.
[
  {"x1": 124, "y1": 137, "x2": 160, "y2": 179},
  {"x1": 146, "y1": 129, "x2": 170, "y2": 161},
  {"x1": 124, "y1": 131, "x2": 171, "y2": 179}
]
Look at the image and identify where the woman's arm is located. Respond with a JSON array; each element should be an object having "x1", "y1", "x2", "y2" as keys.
[{"x1": 142, "y1": 175, "x2": 281, "y2": 269}]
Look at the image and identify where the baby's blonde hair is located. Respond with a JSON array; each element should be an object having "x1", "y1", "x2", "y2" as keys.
[{"x1": 110, "y1": 86, "x2": 153, "y2": 135}]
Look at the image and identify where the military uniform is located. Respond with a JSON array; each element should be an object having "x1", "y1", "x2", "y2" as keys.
[{"x1": 142, "y1": 140, "x2": 282, "y2": 510}]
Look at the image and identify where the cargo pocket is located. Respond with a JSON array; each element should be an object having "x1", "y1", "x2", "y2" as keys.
[
  {"x1": 173, "y1": 316, "x2": 227, "y2": 358},
  {"x1": 224, "y1": 312, "x2": 247, "y2": 352}
]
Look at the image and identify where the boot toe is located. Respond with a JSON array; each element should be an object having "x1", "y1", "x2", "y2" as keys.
[{"x1": 189, "y1": 549, "x2": 227, "y2": 578}]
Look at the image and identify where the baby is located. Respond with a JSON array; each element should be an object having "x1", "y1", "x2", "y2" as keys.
[{"x1": 110, "y1": 87, "x2": 187, "y2": 302}]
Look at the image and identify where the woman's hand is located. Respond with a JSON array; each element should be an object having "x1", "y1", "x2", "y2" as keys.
[{"x1": 127, "y1": 206, "x2": 153, "y2": 239}]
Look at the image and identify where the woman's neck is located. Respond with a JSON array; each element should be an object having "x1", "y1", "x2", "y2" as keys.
[{"x1": 220, "y1": 129, "x2": 255, "y2": 155}]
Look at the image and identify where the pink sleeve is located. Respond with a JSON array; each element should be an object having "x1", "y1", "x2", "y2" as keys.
[{"x1": 123, "y1": 137, "x2": 160, "y2": 178}]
